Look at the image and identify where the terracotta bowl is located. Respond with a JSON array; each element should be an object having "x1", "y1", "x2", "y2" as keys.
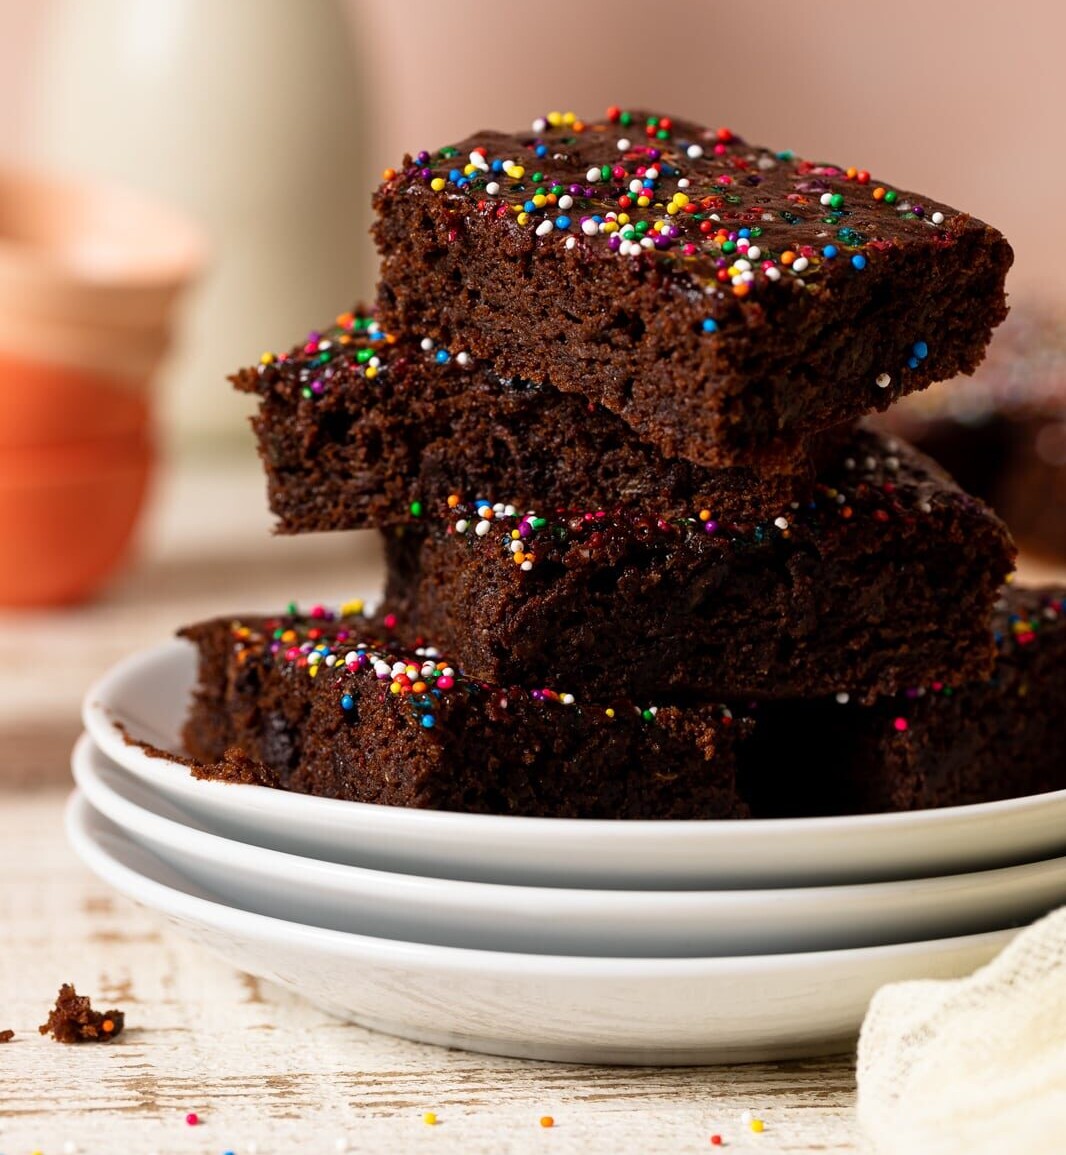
[
  {"x1": 0, "y1": 435, "x2": 154, "y2": 607},
  {"x1": 0, "y1": 352, "x2": 151, "y2": 449},
  {"x1": 0, "y1": 166, "x2": 207, "y2": 333}
]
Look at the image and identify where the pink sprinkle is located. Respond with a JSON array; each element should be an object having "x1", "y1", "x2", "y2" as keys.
[
  {"x1": 185, "y1": 1112, "x2": 200, "y2": 1126},
  {"x1": 383, "y1": 613, "x2": 397, "y2": 631},
  {"x1": 893, "y1": 717, "x2": 909, "y2": 732},
  {"x1": 436, "y1": 675, "x2": 454, "y2": 690}
]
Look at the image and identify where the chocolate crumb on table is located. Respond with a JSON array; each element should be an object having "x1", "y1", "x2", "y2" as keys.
[
  {"x1": 0, "y1": 1029, "x2": 13, "y2": 1042},
  {"x1": 373, "y1": 106, "x2": 1012, "y2": 468},
  {"x1": 39, "y1": 984, "x2": 124, "y2": 1044}
]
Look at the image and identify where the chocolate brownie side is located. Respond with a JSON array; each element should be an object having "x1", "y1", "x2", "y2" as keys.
[
  {"x1": 383, "y1": 430, "x2": 1016, "y2": 704},
  {"x1": 235, "y1": 310, "x2": 837, "y2": 532},
  {"x1": 743, "y1": 586, "x2": 1066, "y2": 815},
  {"x1": 374, "y1": 107, "x2": 1012, "y2": 468},
  {"x1": 179, "y1": 608, "x2": 751, "y2": 820}
]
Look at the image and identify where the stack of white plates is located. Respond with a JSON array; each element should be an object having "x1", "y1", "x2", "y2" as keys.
[{"x1": 70, "y1": 639, "x2": 1066, "y2": 1064}]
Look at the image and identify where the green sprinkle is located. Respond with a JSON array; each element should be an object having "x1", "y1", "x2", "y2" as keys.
[
  {"x1": 830, "y1": 193, "x2": 844, "y2": 210},
  {"x1": 410, "y1": 501, "x2": 423, "y2": 518},
  {"x1": 884, "y1": 190, "x2": 898, "y2": 204}
]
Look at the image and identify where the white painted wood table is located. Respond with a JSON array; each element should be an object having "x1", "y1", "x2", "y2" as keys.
[{"x1": 2, "y1": 454, "x2": 1059, "y2": 1153}]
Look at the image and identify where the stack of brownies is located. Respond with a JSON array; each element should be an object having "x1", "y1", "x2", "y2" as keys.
[{"x1": 180, "y1": 108, "x2": 1066, "y2": 819}]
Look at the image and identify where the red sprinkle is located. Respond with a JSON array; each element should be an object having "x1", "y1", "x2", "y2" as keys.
[
  {"x1": 185, "y1": 1112, "x2": 200, "y2": 1126},
  {"x1": 893, "y1": 717, "x2": 909, "y2": 732}
]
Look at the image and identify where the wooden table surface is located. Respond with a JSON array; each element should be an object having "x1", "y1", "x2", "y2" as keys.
[{"x1": 2, "y1": 454, "x2": 1060, "y2": 1153}]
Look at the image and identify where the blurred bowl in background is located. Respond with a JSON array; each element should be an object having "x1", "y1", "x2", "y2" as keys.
[
  {"x1": 0, "y1": 435, "x2": 154, "y2": 608},
  {"x1": 0, "y1": 353, "x2": 149, "y2": 449},
  {"x1": 0, "y1": 166, "x2": 208, "y2": 331}
]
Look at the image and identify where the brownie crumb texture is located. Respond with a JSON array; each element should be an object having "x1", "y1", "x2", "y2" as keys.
[
  {"x1": 39, "y1": 984, "x2": 125, "y2": 1044},
  {"x1": 0, "y1": 1029, "x2": 13, "y2": 1043}
]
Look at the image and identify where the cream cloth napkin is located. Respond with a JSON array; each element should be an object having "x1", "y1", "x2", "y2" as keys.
[{"x1": 857, "y1": 906, "x2": 1066, "y2": 1154}]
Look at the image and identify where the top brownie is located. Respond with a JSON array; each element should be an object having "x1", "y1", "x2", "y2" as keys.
[{"x1": 374, "y1": 106, "x2": 1012, "y2": 468}]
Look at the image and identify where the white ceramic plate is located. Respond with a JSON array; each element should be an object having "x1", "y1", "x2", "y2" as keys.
[
  {"x1": 66, "y1": 790, "x2": 1018, "y2": 1065},
  {"x1": 73, "y1": 733, "x2": 1066, "y2": 958},
  {"x1": 83, "y1": 640, "x2": 1066, "y2": 889}
]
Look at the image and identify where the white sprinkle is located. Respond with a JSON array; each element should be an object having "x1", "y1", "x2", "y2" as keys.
[
  {"x1": 560, "y1": 693, "x2": 575, "y2": 705},
  {"x1": 646, "y1": 166, "x2": 659, "y2": 179},
  {"x1": 865, "y1": 456, "x2": 877, "y2": 471},
  {"x1": 586, "y1": 166, "x2": 601, "y2": 183},
  {"x1": 629, "y1": 178, "x2": 644, "y2": 194},
  {"x1": 885, "y1": 455, "x2": 900, "y2": 471},
  {"x1": 876, "y1": 372, "x2": 892, "y2": 389},
  {"x1": 792, "y1": 256, "x2": 809, "y2": 273},
  {"x1": 835, "y1": 692, "x2": 850, "y2": 705},
  {"x1": 844, "y1": 457, "x2": 856, "y2": 469},
  {"x1": 456, "y1": 351, "x2": 471, "y2": 367},
  {"x1": 687, "y1": 144, "x2": 704, "y2": 159},
  {"x1": 765, "y1": 266, "x2": 781, "y2": 282},
  {"x1": 420, "y1": 337, "x2": 433, "y2": 352},
  {"x1": 747, "y1": 246, "x2": 761, "y2": 260},
  {"x1": 455, "y1": 518, "x2": 469, "y2": 533},
  {"x1": 582, "y1": 218, "x2": 599, "y2": 236},
  {"x1": 820, "y1": 192, "x2": 833, "y2": 206},
  {"x1": 536, "y1": 220, "x2": 553, "y2": 237},
  {"x1": 733, "y1": 259, "x2": 752, "y2": 272},
  {"x1": 931, "y1": 211, "x2": 945, "y2": 225},
  {"x1": 485, "y1": 180, "x2": 500, "y2": 196},
  {"x1": 617, "y1": 137, "x2": 631, "y2": 151},
  {"x1": 520, "y1": 560, "x2": 533, "y2": 571},
  {"x1": 558, "y1": 194, "x2": 573, "y2": 210},
  {"x1": 373, "y1": 660, "x2": 391, "y2": 678},
  {"x1": 677, "y1": 177, "x2": 691, "y2": 189},
  {"x1": 757, "y1": 156, "x2": 776, "y2": 170},
  {"x1": 345, "y1": 651, "x2": 359, "y2": 666},
  {"x1": 509, "y1": 540, "x2": 523, "y2": 554},
  {"x1": 532, "y1": 117, "x2": 547, "y2": 133},
  {"x1": 368, "y1": 356, "x2": 380, "y2": 368},
  {"x1": 503, "y1": 504, "x2": 517, "y2": 516},
  {"x1": 475, "y1": 519, "x2": 491, "y2": 536},
  {"x1": 919, "y1": 501, "x2": 932, "y2": 514},
  {"x1": 640, "y1": 236, "x2": 655, "y2": 249},
  {"x1": 324, "y1": 654, "x2": 337, "y2": 667},
  {"x1": 469, "y1": 150, "x2": 488, "y2": 170},
  {"x1": 565, "y1": 236, "x2": 576, "y2": 249}
]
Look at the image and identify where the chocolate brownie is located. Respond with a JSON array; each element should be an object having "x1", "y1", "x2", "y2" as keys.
[
  {"x1": 179, "y1": 606, "x2": 751, "y2": 820},
  {"x1": 743, "y1": 586, "x2": 1066, "y2": 815},
  {"x1": 235, "y1": 310, "x2": 840, "y2": 532},
  {"x1": 874, "y1": 307, "x2": 1066, "y2": 560},
  {"x1": 383, "y1": 430, "x2": 1016, "y2": 705},
  {"x1": 39, "y1": 985, "x2": 124, "y2": 1044},
  {"x1": 373, "y1": 106, "x2": 1012, "y2": 468}
]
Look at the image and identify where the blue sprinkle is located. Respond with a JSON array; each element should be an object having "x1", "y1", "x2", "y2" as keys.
[
  {"x1": 908, "y1": 357, "x2": 919, "y2": 369},
  {"x1": 535, "y1": 144, "x2": 547, "y2": 157},
  {"x1": 524, "y1": 199, "x2": 536, "y2": 212},
  {"x1": 448, "y1": 168, "x2": 462, "y2": 183},
  {"x1": 643, "y1": 178, "x2": 655, "y2": 188},
  {"x1": 491, "y1": 159, "x2": 504, "y2": 173},
  {"x1": 738, "y1": 228, "x2": 751, "y2": 238},
  {"x1": 851, "y1": 253, "x2": 867, "y2": 269},
  {"x1": 435, "y1": 349, "x2": 450, "y2": 364},
  {"x1": 702, "y1": 318, "x2": 718, "y2": 333},
  {"x1": 555, "y1": 215, "x2": 571, "y2": 230},
  {"x1": 456, "y1": 177, "x2": 469, "y2": 189},
  {"x1": 822, "y1": 244, "x2": 839, "y2": 259},
  {"x1": 421, "y1": 714, "x2": 436, "y2": 729},
  {"x1": 913, "y1": 341, "x2": 929, "y2": 359},
  {"x1": 341, "y1": 694, "x2": 354, "y2": 711}
]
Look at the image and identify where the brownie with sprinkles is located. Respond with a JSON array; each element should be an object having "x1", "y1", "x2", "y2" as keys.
[
  {"x1": 179, "y1": 607, "x2": 752, "y2": 820},
  {"x1": 382, "y1": 429, "x2": 1016, "y2": 705},
  {"x1": 373, "y1": 107, "x2": 1012, "y2": 469},
  {"x1": 742, "y1": 586, "x2": 1066, "y2": 815},
  {"x1": 235, "y1": 310, "x2": 842, "y2": 533},
  {"x1": 873, "y1": 307, "x2": 1066, "y2": 561}
]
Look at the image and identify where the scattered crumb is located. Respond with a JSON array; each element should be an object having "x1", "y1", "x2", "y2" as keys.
[
  {"x1": 39, "y1": 984, "x2": 124, "y2": 1043},
  {"x1": 0, "y1": 1029, "x2": 13, "y2": 1042}
]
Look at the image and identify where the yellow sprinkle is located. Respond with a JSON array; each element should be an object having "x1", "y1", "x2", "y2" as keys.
[
  {"x1": 513, "y1": 551, "x2": 526, "y2": 564},
  {"x1": 532, "y1": 193, "x2": 547, "y2": 208},
  {"x1": 423, "y1": 1112, "x2": 438, "y2": 1126},
  {"x1": 430, "y1": 177, "x2": 446, "y2": 192},
  {"x1": 364, "y1": 365, "x2": 378, "y2": 380},
  {"x1": 340, "y1": 599, "x2": 365, "y2": 616},
  {"x1": 390, "y1": 681, "x2": 402, "y2": 694},
  {"x1": 617, "y1": 212, "x2": 630, "y2": 224},
  {"x1": 751, "y1": 1118, "x2": 765, "y2": 1133},
  {"x1": 602, "y1": 221, "x2": 618, "y2": 234},
  {"x1": 517, "y1": 212, "x2": 530, "y2": 226},
  {"x1": 673, "y1": 192, "x2": 690, "y2": 207},
  {"x1": 562, "y1": 111, "x2": 576, "y2": 125},
  {"x1": 506, "y1": 164, "x2": 525, "y2": 179},
  {"x1": 308, "y1": 665, "x2": 318, "y2": 678},
  {"x1": 666, "y1": 203, "x2": 680, "y2": 215},
  {"x1": 636, "y1": 195, "x2": 651, "y2": 207},
  {"x1": 605, "y1": 708, "x2": 616, "y2": 718},
  {"x1": 463, "y1": 163, "x2": 477, "y2": 176},
  {"x1": 547, "y1": 111, "x2": 563, "y2": 127},
  {"x1": 259, "y1": 352, "x2": 275, "y2": 365},
  {"x1": 511, "y1": 529, "x2": 521, "y2": 539}
]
